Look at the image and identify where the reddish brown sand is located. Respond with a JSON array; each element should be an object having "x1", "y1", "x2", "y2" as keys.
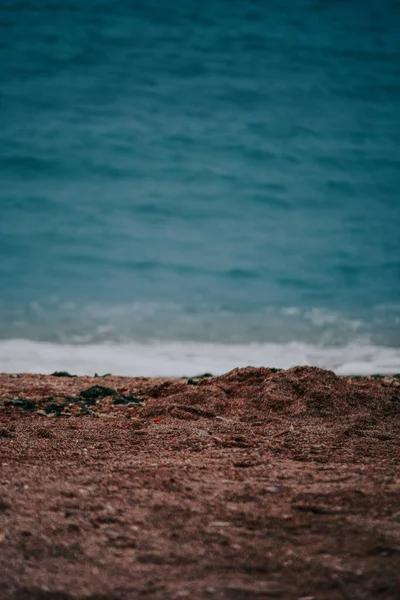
[{"x1": 0, "y1": 367, "x2": 399, "y2": 600}]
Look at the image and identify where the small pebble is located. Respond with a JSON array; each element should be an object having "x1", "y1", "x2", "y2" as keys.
[{"x1": 210, "y1": 521, "x2": 230, "y2": 527}]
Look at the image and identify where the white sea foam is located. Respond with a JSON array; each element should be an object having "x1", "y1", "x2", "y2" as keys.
[{"x1": 0, "y1": 338, "x2": 399, "y2": 376}]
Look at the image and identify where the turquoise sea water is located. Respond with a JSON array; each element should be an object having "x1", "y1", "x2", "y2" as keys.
[{"x1": 1, "y1": 0, "x2": 400, "y2": 374}]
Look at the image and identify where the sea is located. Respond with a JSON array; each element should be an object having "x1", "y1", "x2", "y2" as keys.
[{"x1": 1, "y1": 0, "x2": 400, "y2": 376}]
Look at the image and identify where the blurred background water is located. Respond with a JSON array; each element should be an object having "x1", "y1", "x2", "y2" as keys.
[{"x1": 1, "y1": 0, "x2": 399, "y2": 375}]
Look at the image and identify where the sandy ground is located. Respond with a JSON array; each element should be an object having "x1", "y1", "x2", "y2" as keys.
[{"x1": 0, "y1": 366, "x2": 399, "y2": 600}]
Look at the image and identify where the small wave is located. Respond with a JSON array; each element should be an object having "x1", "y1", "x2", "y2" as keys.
[{"x1": 0, "y1": 339, "x2": 399, "y2": 377}]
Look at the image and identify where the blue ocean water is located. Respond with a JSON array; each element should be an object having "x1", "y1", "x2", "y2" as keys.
[{"x1": 1, "y1": 0, "x2": 400, "y2": 374}]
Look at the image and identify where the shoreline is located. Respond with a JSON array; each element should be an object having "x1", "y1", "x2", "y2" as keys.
[
  {"x1": 1, "y1": 367, "x2": 399, "y2": 599},
  {"x1": 1, "y1": 338, "x2": 400, "y2": 377}
]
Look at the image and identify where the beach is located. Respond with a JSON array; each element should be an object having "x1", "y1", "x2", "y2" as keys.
[
  {"x1": 1, "y1": 366, "x2": 399, "y2": 599},
  {"x1": 2, "y1": 3, "x2": 399, "y2": 596}
]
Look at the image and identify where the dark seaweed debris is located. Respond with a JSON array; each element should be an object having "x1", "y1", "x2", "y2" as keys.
[
  {"x1": 50, "y1": 371, "x2": 77, "y2": 378},
  {"x1": 79, "y1": 386, "x2": 117, "y2": 404},
  {"x1": 113, "y1": 394, "x2": 144, "y2": 406},
  {"x1": 80, "y1": 385, "x2": 117, "y2": 399},
  {"x1": 4, "y1": 399, "x2": 35, "y2": 412},
  {"x1": 44, "y1": 403, "x2": 66, "y2": 414}
]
